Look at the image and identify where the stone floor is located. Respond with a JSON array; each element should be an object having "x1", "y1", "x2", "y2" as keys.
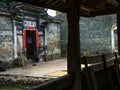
[{"x1": 0, "y1": 59, "x2": 67, "y2": 78}]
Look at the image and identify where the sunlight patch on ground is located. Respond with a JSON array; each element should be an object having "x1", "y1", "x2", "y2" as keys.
[{"x1": 45, "y1": 70, "x2": 67, "y2": 77}]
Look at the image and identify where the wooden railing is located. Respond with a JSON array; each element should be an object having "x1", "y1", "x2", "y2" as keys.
[
  {"x1": 81, "y1": 52, "x2": 120, "y2": 90},
  {"x1": 27, "y1": 53, "x2": 120, "y2": 90}
]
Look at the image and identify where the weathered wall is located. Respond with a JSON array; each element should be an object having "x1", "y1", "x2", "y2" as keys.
[
  {"x1": 0, "y1": 16, "x2": 13, "y2": 63},
  {"x1": 46, "y1": 23, "x2": 61, "y2": 56},
  {"x1": 56, "y1": 13, "x2": 116, "y2": 55},
  {"x1": 80, "y1": 15, "x2": 116, "y2": 54},
  {"x1": 16, "y1": 21, "x2": 61, "y2": 61}
]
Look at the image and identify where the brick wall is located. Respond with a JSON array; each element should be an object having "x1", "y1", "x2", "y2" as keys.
[
  {"x1": 56, "y1": 14, "x2": 116, "y2": 55},
  {"x1": 80, "y1": 15, "x2": 116, "y2": 54}
]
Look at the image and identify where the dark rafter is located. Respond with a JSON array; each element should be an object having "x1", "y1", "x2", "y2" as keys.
[
  {"x1": 107, "y1": 0, "x2": 119, "y2": 7},
  {"x1": 13, "y1": 0, "x2": 119, "y2": 17}
]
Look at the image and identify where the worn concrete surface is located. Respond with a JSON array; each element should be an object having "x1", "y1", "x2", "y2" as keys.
[{"x1": 0, "y1": 59, "x2": 67, "y2": 78}]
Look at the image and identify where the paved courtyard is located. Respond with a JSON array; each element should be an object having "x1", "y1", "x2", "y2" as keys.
[{"x1": 0, "y1": 59, "x2": 67, "y2": 78}]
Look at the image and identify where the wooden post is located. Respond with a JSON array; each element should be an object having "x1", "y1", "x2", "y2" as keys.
[
  {"x1": 114, "y1": 52, "x2": 120, "y2": 88},
  {"x1": 102, "y1": 54, "x2": 113, "y2": 90},
  {"x1": 66, "y1": 0, "x2": 81, "y2": 90},
  {"x1": 117, "y1": 7, "x2": 120, "y2": 54},
  {"x1": 83, "y1": 56, "x2": 98, "y2": 90}
]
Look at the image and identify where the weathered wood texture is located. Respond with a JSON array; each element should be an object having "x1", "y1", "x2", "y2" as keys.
[
  {"x1": 28, "y1": 74, "x2": 73, "y2": 90},
  {"x1": 101, "y1": 54, "x2": 113, "y2": 90},
  {"x1": 114, "y1": 52, "x2": 120, "y2": 88},
  {"x1": 81, "y1": 53, "x2": 119, "y2": 72},
  {"x1": 83, "y1": 56, "x2": 97, "y2": 90},
  {"x1": 13, "y1": 0, "x2": 119, "y2": 17},
  {"x1": 66, "y1": 0, "x2": 81, "y2": 90},
  {"x1": 81, "y1": 53, "x2": 114, "y2": 64},
  {"x1": 82, "y1": 53, "x2": 120, "y2": 90},
  {"x1": 27, "y1": 54, "x2": 120, "y2": 90}
]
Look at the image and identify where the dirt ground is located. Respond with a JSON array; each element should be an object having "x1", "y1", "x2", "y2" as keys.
[{"x1": 0, "y1": 59, "x2": 67, "y2": 78}]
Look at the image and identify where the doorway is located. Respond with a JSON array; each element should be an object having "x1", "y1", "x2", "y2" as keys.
[{"x1": 26, "y1": 30, "x2": 36, "y2": 59}]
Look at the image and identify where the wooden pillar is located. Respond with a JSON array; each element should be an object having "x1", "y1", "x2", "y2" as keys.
[
  {"x1": 117, "y1": 7, "x2": 120, "y2": 54},
  {"x1": 66, "y1": 0, "x2": 81, "y2": 90}
]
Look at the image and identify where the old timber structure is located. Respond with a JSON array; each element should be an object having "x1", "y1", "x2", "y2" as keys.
[{"x1": 4, "y1": 0, "x2": 120, "y2": 90}]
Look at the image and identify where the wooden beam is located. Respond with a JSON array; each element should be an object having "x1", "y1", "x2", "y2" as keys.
[
  {"x1": 114, "y1": 52, "x2": 120, "y2": 86},
  {"x1": 46, "y1": 0, "x2": 53, "y2": 4},
  {"x1": 62, "y1": 0, "x2": 65, "y2": 2},
  {"x1": 50, "y1": 0, "x2": 60, "y2": 6},
  {"x1": 117, "y1": 7, "x2": 120, "y2": 55},
  {"x1": 38, "y1": 0, "x2": 44, "y2": 3},
  {"x1": 13, "y1": 0, "x2": 66, "y2": 12},
  {"x1": 66, "y1": 0, "x2": 81, "y2": 90},
  {"x1": 82, "y1": 0, "x2": 88, "y2": 2},
  {"x1": 56, "y1": 2, "x2": 64, "y2": 8},
  {"x1": 80, "y1": 4, "x2": 96, "y2": 12},
  {"x1": 107, "y1": 0, "x2": 119, "y2": 7},
  {"x1": 90, "y1": 9, "x2": 117, "y2": 17},
  {"x1": 63, "y1": 0, "x2": 96, "y2": 12}
]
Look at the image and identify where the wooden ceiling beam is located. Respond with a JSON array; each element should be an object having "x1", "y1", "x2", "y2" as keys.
[
  {"x1": 62, "y1": 0, "x2": 96, "y2": 12},
  {"x1": 38, "y1": 0, "x2": 45, "y2": 3},
  {"x1": 50, "y1": 0, "x2": 60, "y2": 6},
  {"x1": 46, "y1": 0, "x2": 53, "y2": 4},
  {"x1": 13, "y1": 0, "x2": 66, "y2": 12},
  {"x1": 95, "y1": 0, "x2": 106, "y2": 8},
  {"x1": 107, "y1": 0, "x2": 119, "y2": 7},
  {"x1": 80, "y1": 4, "x2": 96, "y2": 12},
  {"x1": 62, "y1": 0, "x2": 65, "y2": 2},
  {"x1": 13, "y1": 0, "x2": 118, "y2": 17},
  {"x1": 46, "y1": 0, "x2": 65, "y2": 11},
  {"x1": 56, "y1": 2, "x2": 64, "y2": 7},
  {"x1": 90, "y1": 9, "x2": 117, "y2": 17}
]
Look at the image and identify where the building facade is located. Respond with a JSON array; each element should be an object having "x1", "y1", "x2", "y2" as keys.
[{"x1": 0, "y1": 1, "x2": 61, "y2": 67}]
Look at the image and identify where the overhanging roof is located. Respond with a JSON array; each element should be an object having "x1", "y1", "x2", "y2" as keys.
[{"x1": 13, "y1": 0, "x2": 119, "y2": 17}]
